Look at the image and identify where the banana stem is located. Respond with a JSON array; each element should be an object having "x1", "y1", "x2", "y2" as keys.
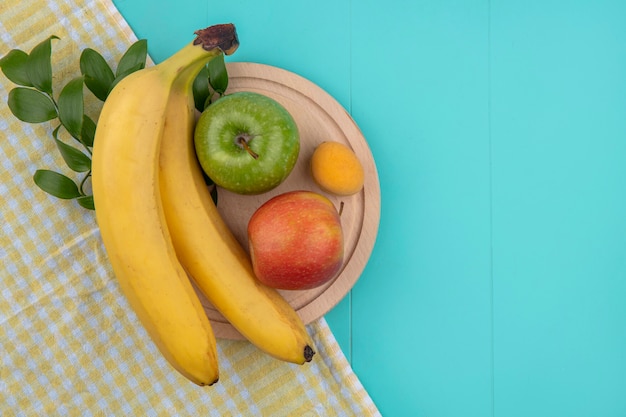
[
  {"x1": 193, "y1": 24, "x2": 239, "y2": 55},
  {"x1": 156, "y1": 24, "x2": 239, "y2": 89}
]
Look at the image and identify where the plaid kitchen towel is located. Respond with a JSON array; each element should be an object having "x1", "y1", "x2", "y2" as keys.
[{"x1": 0, "y1": 1, "x2": 381, "y2": 415}]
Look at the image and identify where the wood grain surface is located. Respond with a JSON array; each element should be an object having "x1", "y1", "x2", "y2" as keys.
[{"x1": 195, "y1": 62, "x2": 381, "y2": 340}]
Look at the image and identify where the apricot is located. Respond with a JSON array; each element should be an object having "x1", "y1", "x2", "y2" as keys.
[{"x1": 310, "y1": 141, "x2": 364, "y2": 196}]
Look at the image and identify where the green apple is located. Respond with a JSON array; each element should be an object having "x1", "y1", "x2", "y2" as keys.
[{"x1": 194, "y1": 91, "x2": 300, "y2": 195}]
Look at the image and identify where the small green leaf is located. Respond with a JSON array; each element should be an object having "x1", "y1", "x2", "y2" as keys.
[
  {"x1": 58, "y1": 76, "x2": 84, "y2": 140},
  {"x1": 80, "y1": 48, "x2": 115, "y2": 101},
  {"x1": 0, "y1": 49, "x2": 33, "y2": 86},
  {"x1": 52, "y1": 126, "x2": 91, "y2": 172},
  {"x1": 193, "y1": 66, "x2": 210, "y2": 112},
  {"x1": 55, "y1": 139, "x2": 92, "y2": 172},
  {"x1": 208, "y1": 53, "x2": 228, "y2": 94},
  {"x1": 116, "y1": 39, "x2": 147, "y2": 78},
  {"x1": 76, "y1": 195, "x2": 95, "y2": 210},
  {"x1": 33, "y1": 169, "x2": 81, "y2": 199},
  {"x1": 81, "y1": 115, "x2": 96, "y2": 148},
  {"x1": 26, "y1": 35, "x2": 59, "y2": 95},
  {"x1": 203, "y1": 94, "x2": 213, "y2": 110},
  {"x1": 110, "y1": 62, "x2": 144, "y2": 91},
  {"x1": 7, "y1": 87, "x2": 57, "y2": 123}
]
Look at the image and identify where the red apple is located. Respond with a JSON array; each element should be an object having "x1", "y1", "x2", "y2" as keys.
[{"x1": 247, "y1": 190, "x2": 344, "y2": 290}]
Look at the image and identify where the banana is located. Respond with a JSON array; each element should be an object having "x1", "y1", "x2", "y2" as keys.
[
  {"x1": 159, "y1": 57, "x2": 315, "y2": 365},
  {"x1": 91, "y1": 24, "x2": 239, "y2": 385}
]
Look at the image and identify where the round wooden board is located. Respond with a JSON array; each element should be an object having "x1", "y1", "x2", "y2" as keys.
[{"x1": 196, "y1": 62, "x2": 381, "y2": 340}]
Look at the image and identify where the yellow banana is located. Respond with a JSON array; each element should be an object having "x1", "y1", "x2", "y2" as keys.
[
  {"x1": 91, "y1": 24, "x2": 239, "y2": 385},
  {"x1": 159, "y1": 58, "x2": 315, "y2": 365}
]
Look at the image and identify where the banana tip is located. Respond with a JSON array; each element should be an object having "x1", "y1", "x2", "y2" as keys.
[
  {"x1": 304, "y1": 345, "x2": 315, "y2": 362},
  {"x1": 198, "y1": 376, "x2": 219, "y2": 387}
]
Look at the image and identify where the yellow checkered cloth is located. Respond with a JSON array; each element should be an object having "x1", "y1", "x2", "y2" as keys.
[{"x1": 0, "y1": 1, "x2": 380, "y2": 415}]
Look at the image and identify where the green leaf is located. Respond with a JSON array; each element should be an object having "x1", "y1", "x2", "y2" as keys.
[
  {"x1": 208, "y1": 53, "x2": 228, "y2": 94},
  {"x1": 57, "y1": 76, "x2": 84, "y2": 140},
  {"x1": 0, "y1": 49, "x2": 33, "y2": 86},
  {"x1": 26, "y1": 35, "x2": 59, "y2": 95},
  {"x1": 52, "y1": 126, "x2": 91, "y2": 172},
  {"x1": 33, "y1": 169, "x2": 81, "y2": 199},
  {"x1": 81, "y1": 115, "x2": 96, "y2": 148},
  {"x1": 203, "y1": 95, "x2": 213, "y2": 110},
  {"x1": 110, "y1": 62, "x2": 144, "y2": 91},
  {"x1": 80, "y1": 48, "x2": 115, "y2": 101},
  {"x1": 7, "y1": 87, "x2": 57, "y2": 123},
  {"x1": 193, "y1": 66, "x2": 210, "y2": 112},
  {"x1": 116, "y1": 39, "x2": 147, "y2": 78},
  {"x1": 76, "y1": 195, "x2": 95, "y2": 210},
  {"x1": 55, "y1": 139, "x2": 92, "y2": 172}
]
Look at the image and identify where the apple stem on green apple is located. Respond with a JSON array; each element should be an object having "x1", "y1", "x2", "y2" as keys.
[{"x1": 235, "y1": 133, "x2": 259, "y2": 159}]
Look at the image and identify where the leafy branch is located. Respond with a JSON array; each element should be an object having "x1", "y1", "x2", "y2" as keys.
[
  {"x1": 193, "y1": 52, "x2": 229, "y2": 112},
  {"x1": 0, "y1": 36, "x2": 228, "y2": 210},
  {"x1": 0, "y1": 36, "x2": 147, "y2": 209}
]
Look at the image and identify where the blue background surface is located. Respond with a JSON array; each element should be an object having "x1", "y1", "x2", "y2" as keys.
[{"x1": 112, "y1": 1, "x2": 626, "y2": 415}]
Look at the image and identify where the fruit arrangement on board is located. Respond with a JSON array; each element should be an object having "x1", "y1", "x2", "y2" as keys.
[{"x1": 0, "y1": 23, "x2": 366, "y2": 386}]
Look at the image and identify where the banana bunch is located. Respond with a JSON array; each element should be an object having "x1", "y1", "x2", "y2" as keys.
[{"x1": 91, "y1": 24, "x2": 314, "y2": 386}]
